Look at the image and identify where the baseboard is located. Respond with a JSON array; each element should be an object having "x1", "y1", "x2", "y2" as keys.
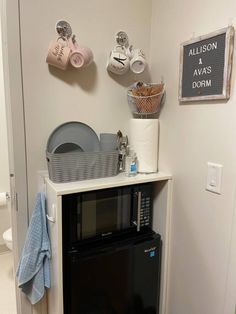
[{"x1": 0, "y1": 244, "x2": 9, "y2": 254}]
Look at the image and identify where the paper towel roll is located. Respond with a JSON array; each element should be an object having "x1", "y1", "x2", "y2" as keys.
[
  {"x1": 130, "y1": 119, "x2": 159, "y2": 173},
  {"x1": 0, "y1": 192, "x2": 7, "y2": 206}
]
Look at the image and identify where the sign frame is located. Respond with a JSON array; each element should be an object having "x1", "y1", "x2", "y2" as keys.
[{"x1": 179, "y1": 26, "x2": 234, "y2": 102}]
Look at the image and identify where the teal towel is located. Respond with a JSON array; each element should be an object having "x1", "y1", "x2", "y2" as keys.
[{"x1": 16, "y1": 192, "x2": 51, "y2": 304}]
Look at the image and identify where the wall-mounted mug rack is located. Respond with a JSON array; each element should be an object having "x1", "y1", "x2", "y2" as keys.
[
  {"x1": 46, "y1": 20, "x2": 94, "y2": 71},
  {"x1": 107, "y1": 31, "x2": 147, "y2": 75}
]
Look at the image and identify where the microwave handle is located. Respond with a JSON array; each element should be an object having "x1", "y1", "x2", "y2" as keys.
[
  {"x1": 133, "y1": 191, "x2": 141, "y2": 232},
  {"x1": 137, "y1": 191, "x2": 141, "y2": 232}
]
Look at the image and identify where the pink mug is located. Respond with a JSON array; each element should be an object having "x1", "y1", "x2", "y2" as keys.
[
  {"x1": 46, "y1": 39, "x2": 71, "y2": 70},
  {"x1": 68, "y1": 39, "x2": 93, "y2": 68}
]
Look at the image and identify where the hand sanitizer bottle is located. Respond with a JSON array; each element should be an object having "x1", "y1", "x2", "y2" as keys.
[{"x1": 125, "y1": 149, "x2": 137, "y2": 177}]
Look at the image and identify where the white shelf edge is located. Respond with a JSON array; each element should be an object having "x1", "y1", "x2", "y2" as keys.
[{"x1": 45, "y1": 171, "x2": 172, "y2": 195}]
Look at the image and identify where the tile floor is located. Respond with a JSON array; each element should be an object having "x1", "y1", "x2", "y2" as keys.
[{"x1": 0, "y1": 251, "x2": 17, "y2": 314}]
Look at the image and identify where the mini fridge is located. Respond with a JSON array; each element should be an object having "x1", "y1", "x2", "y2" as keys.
[{"x1": 63, "y1": 232, "x2": 162, "y2": 314}]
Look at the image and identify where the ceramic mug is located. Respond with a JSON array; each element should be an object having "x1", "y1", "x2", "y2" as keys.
[
  {"x1": 46, "y1": 39, "x2": 71, "y2": 70},
  {"x1": 68, "y1": 39, "x2": 93, "y2": 68},
  {"x1": 129, "y1": 48, "x2": 147, "y2": 74},
  {"x1": 107, "y1": 45, "x2": 130, "y2": 75}
]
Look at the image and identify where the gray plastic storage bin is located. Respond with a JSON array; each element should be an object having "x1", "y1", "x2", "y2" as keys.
[{"x1": 46, "y1": 150, "x2": 119, "y2": 183}]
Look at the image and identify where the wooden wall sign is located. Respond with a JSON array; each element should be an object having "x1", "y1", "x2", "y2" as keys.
[{"x1": 179, "y1": 26, "x2": 234, "y2": 101}]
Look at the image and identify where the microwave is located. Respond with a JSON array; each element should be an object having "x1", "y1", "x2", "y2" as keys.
[{"x1": 62, "y1": 183, "x2": 153, "y2": 247}]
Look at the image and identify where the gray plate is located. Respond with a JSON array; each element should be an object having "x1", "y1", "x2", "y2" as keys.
[
  {"x1": 52, "y1": 143, "x2": 83, "y2": 153},
  {"x1": 47, "y1": 121, "x2": 100, "y2": 153}
]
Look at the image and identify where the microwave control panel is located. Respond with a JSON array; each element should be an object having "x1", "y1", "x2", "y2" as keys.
[
  {"x1": 133, "y1": 183, "x2": 152, "y2": 228},
  {"x1": 140, "y1": 194, "x2": 151, "y2": 227}
]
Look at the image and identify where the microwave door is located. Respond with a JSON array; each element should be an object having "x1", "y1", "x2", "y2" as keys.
[
  {"x1": 117, "y1": 187, "x2": 134, "y2": 231},
  {"x1": 81, "y1": 187, "x2": 136, "y2": 241},
  {"x1": 81, "y1": 192, "x2": 97, "y2": 240}
]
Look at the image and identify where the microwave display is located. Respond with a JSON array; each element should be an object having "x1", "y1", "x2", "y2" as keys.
[{"x1": 62, "y1": 183, "x2": 153, "y2": 246}]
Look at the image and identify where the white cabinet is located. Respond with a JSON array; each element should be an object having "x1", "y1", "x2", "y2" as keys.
[{"x1": 45, "y1": 172, "x2": 172, "y2": 314}]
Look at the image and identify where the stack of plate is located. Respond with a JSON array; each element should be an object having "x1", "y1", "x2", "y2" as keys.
[
  {"x1": 46, "y1": 121, "x2": 118, "y2": 183},
  {"x1": 47, "y1": 121, "x2": 100, "y2": 154}
]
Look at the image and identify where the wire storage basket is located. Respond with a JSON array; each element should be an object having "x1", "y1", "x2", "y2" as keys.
[
  {"x1": 127, "y1": 83, "x2": 165, "y2": 117},
  {"x1": 46, "y1": 150, "x2": 119, "y2": 183}
]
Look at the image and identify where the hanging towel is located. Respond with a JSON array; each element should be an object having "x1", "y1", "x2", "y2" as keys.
[{"x1": 16, "y1": 192, "x2": 51, "y2": 305}]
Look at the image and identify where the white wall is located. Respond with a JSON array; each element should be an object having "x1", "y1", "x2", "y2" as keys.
[
  {"x1": 18, "y1": 0, "x2": 152, "y2": 210},
  {"x1": 150, "y1": 0, "x2": 236, "y2": 313},
  {"x1": 0, "y1": 16, "x2": 10, "y2": 246}
]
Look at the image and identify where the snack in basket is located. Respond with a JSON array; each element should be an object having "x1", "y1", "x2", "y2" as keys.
[
  {"x1": 149, "y1": 84, "x2": 164, "y2": 96},
  {"x1": 132, "y1": 85, "x2": 150, "y2": 97},
  {"x1": 128, "y1": 82, "x2": 165, "y2": 114}
]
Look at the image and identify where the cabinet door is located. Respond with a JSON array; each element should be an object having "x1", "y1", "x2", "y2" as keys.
[{"x1": 46, "y1": 183, "x2": 63, "y2": 314}]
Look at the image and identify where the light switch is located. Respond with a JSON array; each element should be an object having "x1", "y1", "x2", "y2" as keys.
[{"x1": 206, "y1": 162, "x2": 223, "y2": 194}]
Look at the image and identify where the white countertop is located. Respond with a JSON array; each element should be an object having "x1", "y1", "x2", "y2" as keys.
[{"x1": 45, "y1": 171, "x2": 172, "y2": 195}]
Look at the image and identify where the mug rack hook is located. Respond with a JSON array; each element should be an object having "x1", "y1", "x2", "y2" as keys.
[
  {"x1": 55, "y1": 20, "x2": 72, "y2": 39},
  {"x1": 116, "y1": 31, "x2": 129, "y2": 47}
]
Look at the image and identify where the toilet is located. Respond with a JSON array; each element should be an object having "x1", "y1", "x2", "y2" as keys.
[{"x1": 3, "y1": 228, "x2": 13, "y2": 251}]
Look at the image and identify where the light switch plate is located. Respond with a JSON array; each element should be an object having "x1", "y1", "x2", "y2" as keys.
[{"x1": 206, "y1": 162, "x2": 223, "y2": 194}]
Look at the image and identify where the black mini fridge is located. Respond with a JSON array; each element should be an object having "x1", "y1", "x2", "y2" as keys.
[{"x1": 63, "y1": 232, "x2": 162, "y2": 314}]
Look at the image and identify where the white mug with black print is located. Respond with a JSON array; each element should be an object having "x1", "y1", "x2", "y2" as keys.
[{"x1": 107, "y1": 45, "x2": 130, "y2": 75}]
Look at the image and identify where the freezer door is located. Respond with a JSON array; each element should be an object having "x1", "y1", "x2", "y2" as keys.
[{"x1": 63, "y1": 235, "x2": 161, "y2": 314}]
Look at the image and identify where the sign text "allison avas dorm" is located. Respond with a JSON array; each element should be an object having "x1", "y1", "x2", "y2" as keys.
[{"x1": 189, "y1": 41, "x2": 218, "y2": 89}]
